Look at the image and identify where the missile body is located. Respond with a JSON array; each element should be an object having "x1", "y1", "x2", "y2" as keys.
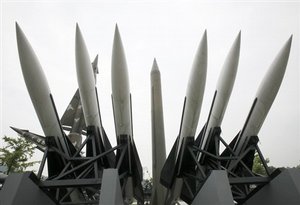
[
  {"x1": 150, "y1": 59, "x2": 167, "y2": 204},
  {"x1": 75, "y1": 25, "x2": 102, "y2": 137},
  {"x1": 111, "y1": 25, "x2": 144, "y2": 203},
  {"x1": 198, "y1": 32, "x2": 241, "y2": 160},
  {"x1": 161, "y1": 31, "x2": 207, "y2": 204},
  {"x1": 177, "y1": 31, "x2": 207, "y2": 162},
  {"x1": 111, "y1": 25, "x2": 132, "y2": 141},
  {"x1": 233, "y1": 36, "x2": 293, "y2": 158},
  {"x1": 15, "y1": 23, "x2": 69, "y2": 155}
]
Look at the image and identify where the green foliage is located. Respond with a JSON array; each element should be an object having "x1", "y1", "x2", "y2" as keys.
[
  {"x1": 0, "y1": 135, "x2": 39, "y2": 174},
  {"x1": 252, "y1": 153, "x2": 270, "y2": 176}
]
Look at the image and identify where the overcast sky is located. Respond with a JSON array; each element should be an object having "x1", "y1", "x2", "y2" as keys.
[{"x1": 1, "y1": 1, "x2": 299, "y2": 175}]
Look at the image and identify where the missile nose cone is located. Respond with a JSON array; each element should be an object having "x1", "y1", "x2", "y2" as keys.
[
  {"x1": 236, "y1": 31, "x2": 241, "y2": 45},
  {"x1": 75, "y1": 24, "x2": 84, "y2": 50},
  {"x1": 256, "y1": 35, "x2": 293, "y2": 101},
  {"x1": 201, "y1": 30, "x2": 208, "y2": 52},
  {"x1": 15, "y1": 22, "x2": 21, "y2": 35},
  {"x1": 188, "y1": 30, "x2": 208, "y2": 94},
  {"x1": 15, "y1": 23, "x2": 33, "y2": 60},
  {"x1": 10, "y1": 126, "x2": 22, "y2": 134},
  {"x1": 113, "y1": 24, "x2": 121, "y2": 46},
  {"x1": 111, "y1": 24, "x2": 129, "y2": 96},
  {"x1": 151, "y1": 58, "x2": 160, "y2": 73},
  {"x1": 75, "y1": 24, "x2": 92, "y2": 75}
]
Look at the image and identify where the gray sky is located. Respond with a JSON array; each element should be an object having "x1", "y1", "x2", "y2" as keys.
[{"x1": 1, "y1": 1, "x2": 300, "y2": 175}]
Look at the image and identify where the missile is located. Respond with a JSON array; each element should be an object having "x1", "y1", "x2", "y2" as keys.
[
  {"x1": 111, "y1": 24, "x2": 132, "y2": 141},
  {"x1": 75, "y1": 24, "x2": 102, "y2": 133},
  {"x1": 75, "y1": 24, "x2": 116, "y2": 167},
  {"x1": 197, "y1": 32, "x2": 241, "y2": 161},
  {"x1": 232, "y1": 36, "x2": 293, "y2": 159},
  {"x1": 150, "y1": 59, "x2": 167, "y2": 204},
  {"x1": 177, "y1": 30, "x2": 207, "y2": 163},
  {"x1": 111, "y1": 25, "x2": 144, "y2": 203},
  {"x1": 161, "y1": 31, "x2": 207, "y2": 204},
  {"x1": 10, "y1": 126, "x2": 46, "y2": 152},
  {"x1": 61, "y1": 55, "x2": 99, "y2": 149},
  {"x1": 15, "y1": 22, "x2": 70, "y2": 155}
]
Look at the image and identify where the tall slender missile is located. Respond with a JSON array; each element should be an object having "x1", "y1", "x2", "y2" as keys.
[
  {"x1": 150, "y1": 59, "x2": 167, "y2": 204},
  {"x1": 15, "y1": 22, "x2": 69, "y2": 155},
  {"x1": 161, "y1": 31, "x2": 207, "y2": 204},
  {"x1": 233, "y1": 36, "x2": 293, "y2": 158},
  {"x1": 198, "y1": 32, "x2": 241, "y2": 161},
  {"x1": 75, "y1": 24, "x2": 103, "y2": 137},
  {"x1": 111, "y1": 24, "x2": 132, "y2": 141},
  {"x1": 111, "y1": 25, "x2": 144, "y2": 203},
  {"x1": 177, "y1": 30, "x2": 207, "y2": 162},
  {"x1": 75, "y1": 25, "x2": 116, "y2": 168}
]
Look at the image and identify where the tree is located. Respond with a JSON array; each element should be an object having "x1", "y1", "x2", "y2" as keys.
[
  {"x1": 0, "y1": 135, "x2": 39, "y2": 174},
  {"x1": 252, "y1": 153, "x2": 277, "y2": 176},
  {"x1": 252, "y1": 152, "x2": 270, "y2": 176}
]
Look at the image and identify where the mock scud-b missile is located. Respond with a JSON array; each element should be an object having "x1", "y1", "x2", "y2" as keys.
[
  {"x1": 15, "y1": 23, "x2": 70, "y2": 156},
  {"x1": 150, "y1": 59, "x2": 167, "y2": 204},
  {"x1": 161, "y1": 31, "x2": 207, "y2": 204},
  {"x1": 197, "y1": 32, "x2": 241, "y2": 162},
  {"x1": 230, "y1": 36, "x2": 293, "y2": 161},
  {"x1": 111, "y1": 25, "x2": 143, "y2": 203}
]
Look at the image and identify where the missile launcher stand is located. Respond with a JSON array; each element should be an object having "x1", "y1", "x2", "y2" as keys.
[
  {"x1": 0, "y1": 126, "x2": 144, "y2": 205},
  {"x1": 174, "y1": 127, "x2": 275, "y2": 204}
]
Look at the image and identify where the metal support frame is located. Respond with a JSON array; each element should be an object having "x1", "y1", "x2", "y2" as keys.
[
  {"x1": 35, "y1": 127, "x2": 142, "y2": 205},
  {"x1": 177, "y1": 127, "x2": 272, "y2": 204}
]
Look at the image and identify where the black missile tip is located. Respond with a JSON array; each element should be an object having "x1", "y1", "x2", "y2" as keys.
[{"x1": 10, "y1": 126, "x2": 21, "y2": 133}]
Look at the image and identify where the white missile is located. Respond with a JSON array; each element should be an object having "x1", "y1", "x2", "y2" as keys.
[
  {"x1": 233, "y1": 35, "x2": 293, "y2": 157},
  {"x1": 177, "y1": 30, "x2": 207, "y2": 161},
  {"x1": 150, "y1": 59, "x2": 167, "y2": 204},
  {"x1": 198, "y1": 32, "x2": 241, "y2": 160},
  {"x1": 111, "y1": 25, "x2": 144, "y2": 203},
  {"x1": 161, "y1": 31, "x2": 207, "y2": 204},
  {"x1": 111, "y1": 24, "x2": 132, "y2": 140},
  {"x1": 75, "y1": 24, "x2": 103, "y2": 142},
  {"x1": 15, "y1": 22, "x2": 69, "y2": 155}
]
